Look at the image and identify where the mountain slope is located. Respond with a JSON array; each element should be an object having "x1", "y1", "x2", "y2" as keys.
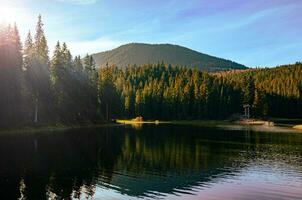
[{"x1": 92, "y1": 43, "x2": 246, "y2": 71}]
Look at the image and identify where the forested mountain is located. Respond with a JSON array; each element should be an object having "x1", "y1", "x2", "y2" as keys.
[
  {"x1": 0, "y1": 16, "x2": 301, "y2": 129},
  {"x1": 92, "y1": 43, "x2": 246, "y2": 71}
]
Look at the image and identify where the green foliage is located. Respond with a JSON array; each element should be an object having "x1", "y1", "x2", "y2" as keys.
[
  {"x1": 101, "y1": 64, "x2": 242, "y2": 119},
  {"x1": 104, "y1": 63, "x2": 302, "y2": 120},
  {"x1": 24, "y1": 15, "x2": 54, "y2": 124},
  {"x1": 0, "y1": 24, "x2": 24, "y2": 127},
  {"x1": 217, "y1": 65, "x2": 302, "y2": 117},
  {"x1": 50, "y1": 42, "x2": 100, "y2": 123},
  {"x1": 34, "y1": 15, "x2": 49, "y2": 64},
  {"x1": 0, "y1": 16, "x2": 101, "y2": 127},
  {"x1": 99, "y1": 66, "x2": 122, "y2": 120},
  {"x1": 0, "y1": 17, "x2": 301, "y2": 128}
]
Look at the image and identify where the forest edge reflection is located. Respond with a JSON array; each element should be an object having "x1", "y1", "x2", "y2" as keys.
[{"x1": 0, "y1": 124, "x2": 301, "y2": 199}]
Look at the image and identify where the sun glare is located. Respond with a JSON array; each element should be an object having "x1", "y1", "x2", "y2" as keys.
[{"x1": 0, "y1": 6, "x2": 19, "y2": 25}]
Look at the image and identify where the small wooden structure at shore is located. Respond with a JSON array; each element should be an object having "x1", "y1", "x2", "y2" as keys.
[{"x1": 243, "y1": 104, "x2": 251, "y2": 119}]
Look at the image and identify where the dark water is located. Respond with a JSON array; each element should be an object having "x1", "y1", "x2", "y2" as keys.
[{"x1": 0, "y1": 124, "x2": 302, "y2": 200}]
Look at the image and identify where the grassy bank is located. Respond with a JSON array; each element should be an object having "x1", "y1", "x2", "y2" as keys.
[
  {"x1": 117, "y1": 118, "x2": 302, "y2": 133},
  {"x1": 170, "y1": 120, "x2": 232, "y2": 127},
  {"x1": 116, "y1": 119, "x2": 268, "y2": 127},
  {"x1": 0, "y1": 122, "x2": 117, "y2": 135},
  {"x1": 170, "y1": 119, "x2": 302, "y2": 133},
  {"x1": 2, "y1": 119, "x2": 302, "y2": 135},
  {"x1": 116, "y1": 119, "x2": 234, "y2": 128},
  {"x1": 293, "y1": 125, "x2": 302, "y2": 130},
  {"x1": 116, "y1": 119, "x2": 233, "y2": 126}
]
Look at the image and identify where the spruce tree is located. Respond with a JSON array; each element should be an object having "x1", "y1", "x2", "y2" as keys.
[
  {"x1": 62, "y1": 42, "x2": 72, "y2": 69},
  {"x1": 23, "y1": 31, "x2": 34, "y2": 70},
  {"x1": 26, "y1": 15, "x2": 52, "y2": 124},
  {"x1": 0, "y1": 24, "x2": 23, "y2": 127},
  {"x1": 34, "y1": 15, "x2": 49, "y2": 64}
]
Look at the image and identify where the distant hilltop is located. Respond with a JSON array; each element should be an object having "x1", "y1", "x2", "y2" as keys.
[{"x1": 92, "y1": 43, "x2": 247, "y2": 72}]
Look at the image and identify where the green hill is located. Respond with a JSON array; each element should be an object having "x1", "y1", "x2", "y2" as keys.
[{"x1": 92, "y1": 43, "x2": 246, "y2": 71}]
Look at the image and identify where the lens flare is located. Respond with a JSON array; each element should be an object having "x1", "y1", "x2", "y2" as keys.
[{"x1": 0, "y1": 6, "x2": 19, "y2": 25}]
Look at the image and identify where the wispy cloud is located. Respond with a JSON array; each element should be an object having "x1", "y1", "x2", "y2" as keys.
[
  {"x1": 65, "y1": 37, "x2": 125, "y2": 56},
  {"x1": 14, "y1": 0, "x2": 302, "y2": 66},
  {"x1": 56, "y1": 0, "x2": 99, "y2": 5}
]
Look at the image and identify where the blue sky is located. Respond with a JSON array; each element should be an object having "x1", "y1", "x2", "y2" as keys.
[{"x1": 1, "y1": 0, "x2": 302, "y2": 67}]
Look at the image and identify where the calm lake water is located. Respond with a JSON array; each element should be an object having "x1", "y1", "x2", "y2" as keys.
[{"x1": 0, "y1": 124, "x2": 302, "y2": 199}]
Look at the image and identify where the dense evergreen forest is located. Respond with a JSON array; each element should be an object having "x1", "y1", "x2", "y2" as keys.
[
  {"x1": 102, "y1": 63, "x2": 302, "y2": 120},
  {"x1": 0, "y1": 16, "x2": 100, "y2": 128},
  {"x1": 0, "y1": 16, "x2": 301, "y2": 128}
]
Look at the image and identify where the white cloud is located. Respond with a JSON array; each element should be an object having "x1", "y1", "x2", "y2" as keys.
[
  {"x1": 65, "y1": 37, "x2": 125, "y2": 56},
  {"x1": 56, "y1": 0, "x2": 99, "y2": 5}
]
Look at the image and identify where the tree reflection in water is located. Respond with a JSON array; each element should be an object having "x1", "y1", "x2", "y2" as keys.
[{"x1": 0, "y1": 125, "x2": 301, "y2": 199}]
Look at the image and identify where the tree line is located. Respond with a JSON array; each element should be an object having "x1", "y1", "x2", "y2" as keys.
[
  {"x1": 0, "y1": 16, "x2": 101, "y2": 128},
  {"x1": 0, "y1": 16, "x2": 301, "y2": 129},
  {"x1": 102, "y1": 63, "x2": 302, "y2": 120}
]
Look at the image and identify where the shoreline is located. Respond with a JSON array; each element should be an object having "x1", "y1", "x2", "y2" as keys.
[
  {"x1": 0, "y1": 122, "x2": 120, "y2": 135},
  {"x1": 116, "y1": 119, "x2": 169, "y2": 125},
  {"x1": 117, "y1": 118, "x2": 302, "y2": 133},
  {"x1": 169, "y1": 119, "x2": 302, "y2": 133},
  {"x1": 293, "y1": 125, "x2": 302, "y2": 130},
  {"x1": 1, "y1": 118, "x2": 301, "y2": 134}
]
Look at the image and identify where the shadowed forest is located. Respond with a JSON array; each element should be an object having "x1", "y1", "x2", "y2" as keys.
[{"x1": 0, "y1": 16, "x2": 302, "y2": 128}]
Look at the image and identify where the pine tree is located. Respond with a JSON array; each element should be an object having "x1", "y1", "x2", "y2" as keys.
[
  {"x1": 50, "y1": 41, "x2": 64, "y2": 90},
  {"x1": 26, "y1": 15, "x2": 52, "y2": 124},
  {"x1": 23, "y1": 31, "x2": 34, "y2": 70},
  {"x1": 51, "y1": 41, "x2": 82, "y2": 121},
  {"x1": 34, "y1": 15, "x2": 49, "y2": 64},
  {"x1": 61, "y1": 42, "x2": 72, "y2": 69},
  {"x1": 74, "y1": 56, "x2": 83, "y2": 72},
  {"x1": 99, "y1": 65, "x2": 121, "y2": 120},
  {"x1": 135, "y1": 89, "x2": 142, "y2": 116},
  {"x1": 12, "y1": 23, "x2": 22, "y2": 67},
  {"x1": 0, "y1": 24, "x2": 24, "y2": 127}
]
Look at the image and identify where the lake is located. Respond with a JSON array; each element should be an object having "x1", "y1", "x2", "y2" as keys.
[{"x1": 0, "y1": 124, "x2": 301, "y2": 199}]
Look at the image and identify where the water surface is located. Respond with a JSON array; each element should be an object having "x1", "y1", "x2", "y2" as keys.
[{"x1": 0, "y1": 124, "x2": 301, "y2": 199}]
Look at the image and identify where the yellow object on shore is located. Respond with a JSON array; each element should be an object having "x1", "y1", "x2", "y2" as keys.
[
  {"x1": 116, "y1": 119, "x2": 166, "y2": 125},
  {"x1": 293, "y1": 125, "x2": 302, "y2": 130}
]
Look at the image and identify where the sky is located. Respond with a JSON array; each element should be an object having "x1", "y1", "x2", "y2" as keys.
[{"x1": 1, "y1": 0, "x2": 302, "y2": 67}]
